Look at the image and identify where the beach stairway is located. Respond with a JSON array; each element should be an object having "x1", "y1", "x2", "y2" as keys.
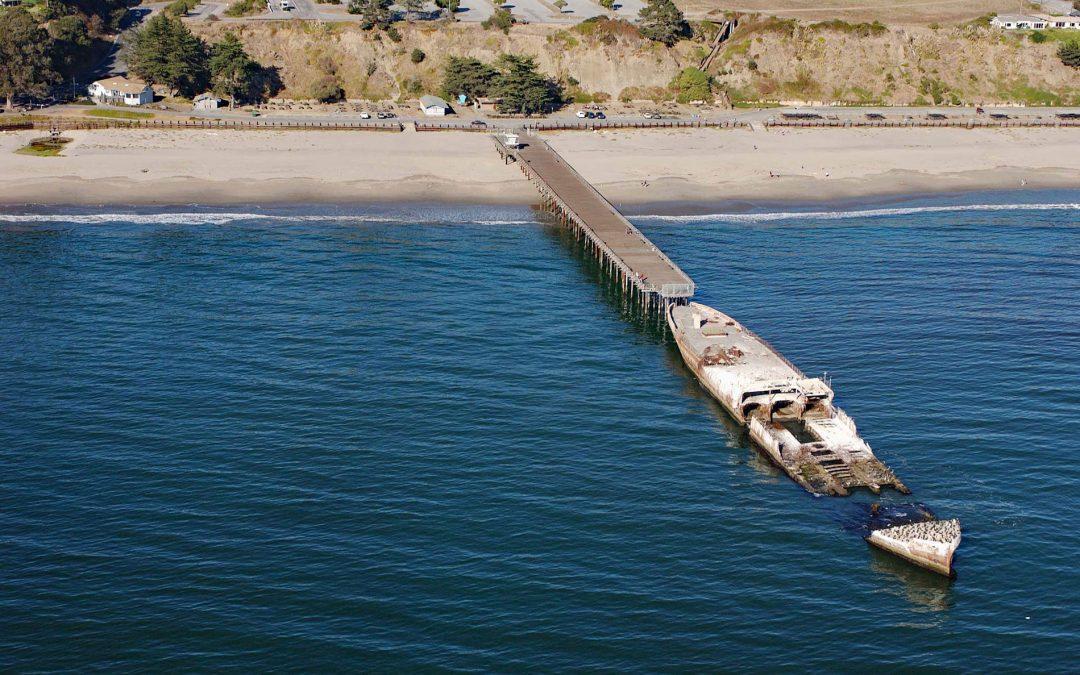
[{"x1": 698, "y1": 19, "x2": 738, "y2": 73}]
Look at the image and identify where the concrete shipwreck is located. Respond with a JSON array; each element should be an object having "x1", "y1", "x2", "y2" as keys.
[{"x1": 668, "y1": 302, "x2": 961, "y2": 576}]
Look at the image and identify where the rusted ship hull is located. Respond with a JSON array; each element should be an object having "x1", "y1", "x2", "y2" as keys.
[
  {"x1": 667, "y1": 301, "x2": 959, "y2": 576},
  {"x1": 667, "y1": 303, "x2": 908, "y2": 497}
]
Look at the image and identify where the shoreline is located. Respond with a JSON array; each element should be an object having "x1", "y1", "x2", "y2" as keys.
[{"x1": 2, "y1": 128, "x2": 1079, "y2": 215}]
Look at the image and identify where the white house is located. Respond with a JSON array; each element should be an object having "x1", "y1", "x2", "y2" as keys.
[
  {"x1": 992, "y1": 14, "x2": 1080, "y2": 30},
  {"x1": 419, "y1": 95, "x2": 451, "y2": 116},
  {"x1": 0, "y1": 0, "x2": 24, "y2": 7},
  {"x1": 193, "y1": 93, "x2": 223, "y2": 110},
  {"x1": 88, "y1": 76, "x2": 154, "y2": 106}
]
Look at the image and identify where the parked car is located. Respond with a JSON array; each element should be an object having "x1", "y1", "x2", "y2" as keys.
[
  {"x1": 585, "y1": 111, "x2": 596, "y2": 118},
  {"x1": 595, "y1": 112, "x2": 606, "y2": 119},
  {"x1": 643, "y1": 111, "x2": 659, "y2": 119},
  {"x1": 576, "y1": 110, "x2": 588, "y2": 118},
  {"x1": 360, "y1": 111, "x2": 371, "y2": 119},
  {"x1": 376, "y1": 112, "x2": 394, "y2": 119},
  {"x1": 470, "y1": 120, "x2": 488, "y2": 127},
  {"x1": 281, "y1": 0, "x2": 293, "y2": 10}
]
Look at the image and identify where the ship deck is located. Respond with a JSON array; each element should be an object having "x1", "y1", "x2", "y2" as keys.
[{"x1": 670, "y1": 303, "x2": 803, "y2": 382}]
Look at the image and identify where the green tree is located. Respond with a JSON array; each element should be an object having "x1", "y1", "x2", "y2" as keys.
[
  {"x1": 48, "y1": 13, "x2": 92, "y2": 77},
  {"x1": 0, "y1": 9, "x2": 58, "y2": 110},
  {"x1": 638, "y1": 0, "x2": 687, "y2": 46},
  {"x1": 348, "y1": 0, "x2": 393, "y2": 30},
  {"x1": 209, "y1": 32, "x2": 259, "y2": 107},
  {"x1": 553, "y1": 0, "x2": 567, "y2": 11},
  {"x1": 494, "y1": 53, "x2": 563, "y2": 115},
  {"x1": 1060, "y1": 40, "x2": 1080, "y2": 68},
  {"x1": 126, "y1": 13, "x2": 209, "y2": 97},
  {"x1": 410, "y1": 48, "x2": 425, "y2": 63},
  {"x1": 598, "y1": 0, "x2": 613, "y2": 9},
  {"x1": 669, "y1": 66, "x2": 712, "y2": 103},
  {"x1": 441, "y1": 56, "x2": 500, "y2": 102},
  {"x1": 434, "y1": 0, "x2": 459, "y2": 17},
  {"x1": 482, "y1": 7, "x2": 514, "y2": 34}
]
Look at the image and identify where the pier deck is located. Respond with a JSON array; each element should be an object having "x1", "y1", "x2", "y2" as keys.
[{"x1": 494, "y1": 133, "x2": 694, "y2": 312}]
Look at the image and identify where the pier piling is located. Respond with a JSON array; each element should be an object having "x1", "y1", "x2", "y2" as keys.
[{"x1": 494, "y1": 133, "x2": 695, "y2": 318}]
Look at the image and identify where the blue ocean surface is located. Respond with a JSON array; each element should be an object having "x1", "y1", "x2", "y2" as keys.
[{"x1": 1, "y1": 193, "x2": 1078, "y2": 670}]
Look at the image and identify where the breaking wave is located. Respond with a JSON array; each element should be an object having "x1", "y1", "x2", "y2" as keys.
[
  {"x1": 638, "y1": 202, "x2": 1080, "y2": 223},
  {"x1": 0, "y1": 212, "x2": 534, "y2": 226}
]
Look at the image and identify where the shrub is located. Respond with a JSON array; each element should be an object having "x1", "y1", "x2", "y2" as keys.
[
  {"x1": 747, "y1": 58, "x2": 757, "y2": 71},
  {"x1": 598, "y1": 0, "x2": 614, "y2": 9},
  {"x1": 166, "y1": 0, "x2": 201, "y2": 16},
  {"x1": 482, "y1": 8, "x2": 514, "y2": 34},
  {"x1": 411, "y1": 48, "x2": 425, "y2": 64},
  {"x1": 573, "y1": 16, "x2": 641, "y2": 45},
  {"x1": 669, "y1": 66, "x2": 713, "y2": 103},
  {"x1": 224, "y1": 0, "x2": 261, "y2": 17},
  {"x1": 310, "y1": 75, "x2": 345, "y2": 102},
  {"x1": 1031, "y1": 31, "x2": 1047, "y2": 44},
  {"x1": 808, "y1": 19, "x2": 887, "y2": 37},
  {"x1": 385, "y1": 25, "x2": 402, "y2": 42}
]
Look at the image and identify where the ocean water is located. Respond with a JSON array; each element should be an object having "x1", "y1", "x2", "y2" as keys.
[{"x1": 1, "y1": 193, "x2": 1078, "y2": 671}]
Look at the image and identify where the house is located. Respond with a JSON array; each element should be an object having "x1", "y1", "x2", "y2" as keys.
[
  {"x1": 0, "y1": 0, "x2": 24, "y2": 7},
  {"x1": 419, "y1": 95, "x2": 451, "y2": 116},
  {"x1": 992, "y1": 14, "x2": 1080, "y2": 30},
  {"x1": 88, "y1": 76, "x2": 154, "y2": 106},
  {"x1": 474, "y1": 96, "x2": 503, "y2": 111},
  {"x1": 194, "y1": 93, "x2": 223, "y2": 110}
]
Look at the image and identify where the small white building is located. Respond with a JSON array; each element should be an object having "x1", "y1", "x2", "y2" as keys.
[
  {"x1": 992, "y1": 14, "x2": 1080, "y2": 30},
  {"x1": 88, "y1": 76, "x2": 154, "y2": 106},
  {"x1": 0, "y1": 0, "x2": 23, "y2": 7},
  {"x1": 419, "y1": 95, "x2": 451, "y2": 116},
  {"x1": 193, "y1": 93, "x2": 223, "y2": 110}
]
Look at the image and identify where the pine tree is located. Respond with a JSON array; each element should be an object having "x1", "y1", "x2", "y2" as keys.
[
  {"x1": 638, "y1": 0, "x2": 688, "y2": 47},
  {"x1": 441, "y1": 56, "x2": 500, "y2": 101},
  {"x1": 210, "y1": 33, "x2": 260, "y2": 107},
  {"x1": 1060, "y1": 40, "x2": 1080, "y2": 68},
  {"x1": 0, "y1": 9, "x2": 58, "y2": 110},
  {"x1": 126, "y1": 13, "x2": 209, "y2": 97},
  {"x1": 494, "y1": 54, "x2": 562, "y2": 116},
  {"x1": 348, "y1": 0, "x2": 393, "y2": 30}
]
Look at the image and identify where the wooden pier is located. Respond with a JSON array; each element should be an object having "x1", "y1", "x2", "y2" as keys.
[{"x1": 494, "y1": 132, "x2": 695, "y2": 315}]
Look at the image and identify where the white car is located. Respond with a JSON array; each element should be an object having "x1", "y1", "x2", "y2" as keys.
[
  {"x1": 576, "y1": 110, "x2": 587, "y2": 118},
  {"x1": 359, "y1": 112, "x2": 371, "y2": 119},
  {"x1": 281, "y1": 0, "x2": 293, "y2": 10}
]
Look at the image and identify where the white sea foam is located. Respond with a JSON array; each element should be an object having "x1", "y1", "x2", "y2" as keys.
[
  {"x1": 0, "y1": 212, "x2": 534, "y2": 226},
  {"x1": 637, "y1": 202, "x2": 1080, "y2": 223}
]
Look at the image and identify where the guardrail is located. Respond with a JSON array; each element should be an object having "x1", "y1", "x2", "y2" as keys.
[
  {"x1": 2, "y1": 116, "x2": 405, "y2": 132},
  {"x1": 764, "y1": 118, "x2": 1080, "y2": 128}
]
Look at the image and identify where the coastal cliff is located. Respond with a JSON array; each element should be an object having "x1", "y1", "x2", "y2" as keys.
[{"x1": 191, "y1": 17, "x2": 1080, "y2": 106}]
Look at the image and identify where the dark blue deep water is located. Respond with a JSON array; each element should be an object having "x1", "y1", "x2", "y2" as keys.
[{"x1": 2, "y1": 194, "x2": 1078, "y2": 671}]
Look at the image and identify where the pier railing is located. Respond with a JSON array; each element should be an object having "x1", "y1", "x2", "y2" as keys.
[{"x1": 523, "y1": 119, "x2": 743, "y2": 132}]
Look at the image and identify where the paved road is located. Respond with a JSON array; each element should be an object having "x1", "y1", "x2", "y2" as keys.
[{"x1": 38, "y1": 102, "x2": 1080, "y2": 127}]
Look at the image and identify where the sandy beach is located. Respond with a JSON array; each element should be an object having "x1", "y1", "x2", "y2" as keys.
[{"x1": 2, "y1": 126, "x2": 1078, "y2": 211}]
